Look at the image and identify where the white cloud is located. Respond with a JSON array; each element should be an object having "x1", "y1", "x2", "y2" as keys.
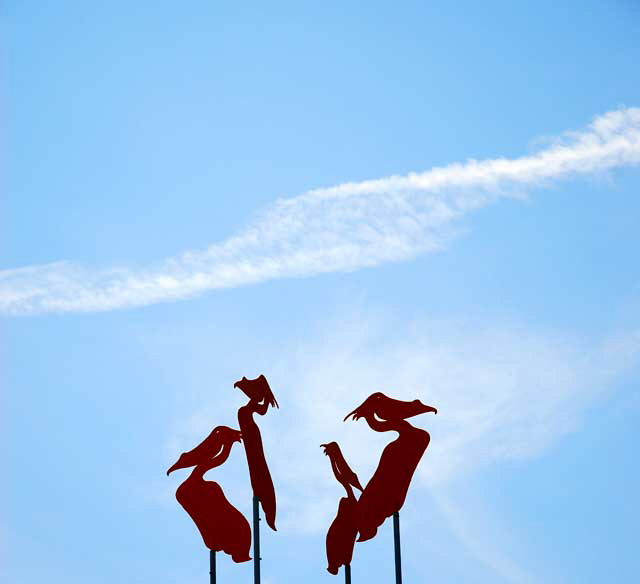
[{"x1": 2, "y1": 107, "x2": 639, "y2": 314}]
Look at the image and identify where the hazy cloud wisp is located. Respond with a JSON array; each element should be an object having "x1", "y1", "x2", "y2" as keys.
[
  {"x1": 2, "y1": 107, "x2": 639, "y2": 315},
  {"x1": 262, "y1": 314, "x2": 640, "y2": 535}
]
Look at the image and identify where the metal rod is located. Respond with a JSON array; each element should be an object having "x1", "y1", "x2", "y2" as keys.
[
  {"x1": 393, "y1": 512, "x2": 402, "y2": 584},
  {"x1": 253, "y1": 496, "x2": 261, "y2": 584},
  {"x1": 209, "y1": 549, "x2": 216, "y2": 584},
  {"x1": 344, "y1": 563, "x2": 351, "y2": 584}
]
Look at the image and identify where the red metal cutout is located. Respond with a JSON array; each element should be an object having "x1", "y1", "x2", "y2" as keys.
[
  {"x1": 234, "y1": 374, "x2": 279, "y2": 531},
  {"x1": 322, "y1": 442, "x2": 362, "y2": 575},
  {"x1": 344, "y1": 393, "x2": 437, "y2": 542},
  {"x1": 167, "y1": 426, "x2": 252, "y2": 562}
]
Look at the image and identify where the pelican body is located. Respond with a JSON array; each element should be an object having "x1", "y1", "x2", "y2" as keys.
[
  {"x1": 344, "y1": 392, "x2": 437, "y2": 542},
  {"x1": 168, "y1": 426, "x2": 251, "y2": 562},
  {"x1": 321, "y1": 442, "x2": 362, "y2": 575},
  {"x1": 234, "y1": 374, "x2": 279, "y2": 531},
  {"x1": 325, "y1": 496, "x2": 359, "y2": 575}
]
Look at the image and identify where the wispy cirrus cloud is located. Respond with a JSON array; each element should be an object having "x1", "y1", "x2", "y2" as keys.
[
  {"x1": 261, "y1": 311, "x2": 640, "y2": 534},
  {"x1": 2, "y1": 107, "x2": 640, "y2": 315},
  {"x1": 262, "y1": 310, "x2": 639, "y2": 581}
]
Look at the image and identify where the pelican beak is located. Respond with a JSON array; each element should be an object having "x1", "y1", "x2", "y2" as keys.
[
  {"x1": 343, "y1": 407, "x2": 360, "y2": 422},
  {"x1": 414, "y1": 400, "x2": 438, "y2": 416},
  {"x1": 234, "y1": 376, "x2": 248, "y2": 389}
]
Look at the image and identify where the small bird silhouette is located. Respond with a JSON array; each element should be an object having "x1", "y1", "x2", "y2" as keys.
[
  {"x1": 167, "y1": 426, "x2": 242, "y2": 475},
  {"x1": 321, "y1": 441, "x2": 361, "y2": 575},
  {"x1": 321, "y1": 442, "x2": 363, "y2": 497}
]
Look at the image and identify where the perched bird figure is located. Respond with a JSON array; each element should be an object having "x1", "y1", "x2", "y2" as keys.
[
  {"x1": 168, "y1": 426, "x2": 251, "y2": 563},
  {"x1": 321, "y1": 441, "x2": 364, "y2": 498},
  {"x1": 321, "y1": 442, "x2": 361, "y2": 575},
  {"x1": 234, "y1": 374, "x2": 279, "y2": 531},
  {"x1": 344, "y1": 392, "x2": 437, "y2": 542}
]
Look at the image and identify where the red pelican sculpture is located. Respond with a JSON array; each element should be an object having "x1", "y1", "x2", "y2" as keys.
[
  {"x1": 321, "y1": 442, "x2": 363, "y2": 575},
  {"x1": 234, "y1": 374, "x2": 279, "y2": 531},
  {"x1": 344, "y1": 392, "x2": 437, "y2": 542},
  {"x1": 167, "y1": 426, "x2": 252, "y2": 563}
]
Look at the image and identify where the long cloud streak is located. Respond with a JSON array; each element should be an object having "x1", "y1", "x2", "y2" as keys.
[{"x1": 2, "y1": 107, "x2": 640, "y2": 314}]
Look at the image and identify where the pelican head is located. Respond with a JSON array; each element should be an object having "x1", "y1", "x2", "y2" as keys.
[
  {"x1": 233, "y1": 376, "x2": 252, "y2": 396},
  {"x1": 343, "y1": 392, "x2": 385, "y2": 421},
  {"x1": 166, "y1": 425, "x2": 242, "y2": 475},
  {"x1": 216, "y1": 425, "x2": 243, "y2": 446},
  {"x1": 344, "y1": 392, "x2": 437, "y2": 422},
  {"x1": 234, "y1": 374, "x2": 279, "y2": 408}
]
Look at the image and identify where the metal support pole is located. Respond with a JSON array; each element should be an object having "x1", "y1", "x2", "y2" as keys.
[
  {"x1": 344, "y1": 563, "x2": 351, "y2": 584},
  {"x1": 253, "y1": 496, "x2": 261, "y2": 584},
  {"x1": 393, "y1": 512, "x2": 402, "y2": 584},
  {"x1": 209, "y1": 550, "x2": 216, "y2": 584}
]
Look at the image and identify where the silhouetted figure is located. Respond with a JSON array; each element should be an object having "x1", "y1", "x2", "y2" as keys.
[
  {"x1": 322, "y1": 442, "x2": 364, "y2": 497},
  {"x1": 167, "y1": 425, "x2": 233, "y2": 476},
  {"x1": 234, "y1": 374, "x2": 279, "y2": 531},
  {"x1": 344, "y1": 393, "x2": 437, "y2": 542},
  {"x1": 168, "y1": 426, "x2": 252, "y2": 562},
  {"x1": 322, "y1": 442, "x2": 362, "y2": 575}
]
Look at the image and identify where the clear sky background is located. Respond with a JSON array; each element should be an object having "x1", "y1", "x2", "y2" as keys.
[{"x1": 3, "y1": 1, "x2": 640, "y2": 583}]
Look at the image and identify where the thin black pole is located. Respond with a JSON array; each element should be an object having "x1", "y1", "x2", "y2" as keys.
[
  {"x1": 209, "y1": 549, "x2": 216, "y2": 584},
  {"x1": 393, "y1": 511, "x2": 402, "y2": 584},
  {"x1": 344, "y1": 563, "x2": 351, "y2": 584},
  {"x1": 253, "y1": 496, "x2": 261, "y2": 584}
]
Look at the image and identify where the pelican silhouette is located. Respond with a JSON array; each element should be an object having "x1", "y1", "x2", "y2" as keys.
[
  {"x1": 321, "y1": 441, "x2": 361, "y2": 575},
  {"x1": 234, "y1": 374, "x2": 278, "y2": 531},
  {"x1": 344, "y1": 392, "x2": 437, "y2": 542},
  {"x1": 170, "y1": 426, "x2": 252, "y2": 562}
]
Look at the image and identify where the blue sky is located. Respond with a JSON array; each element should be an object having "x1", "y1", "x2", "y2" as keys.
[{"x1": 3, "y1": 1, "x2": 640, "y2": 583}]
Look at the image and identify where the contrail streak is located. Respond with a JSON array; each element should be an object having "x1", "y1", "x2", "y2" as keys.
[{"x1": 2, "y1": 107, "x2": 639, "y2": 315}]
